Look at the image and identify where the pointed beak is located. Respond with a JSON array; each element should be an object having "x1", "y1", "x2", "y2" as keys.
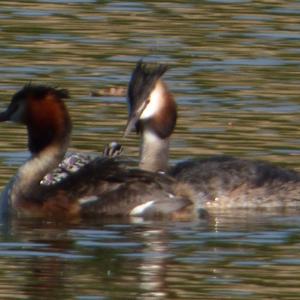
[
  {"x1": 123, "y1": 114, "x2": 138, "y2": 137},
  {"x1": 0, "y1": 110, "x2": 10, "y2": 122},
  {"x1": 123, "y1": 100, "x2": 149, "y2": 137}
]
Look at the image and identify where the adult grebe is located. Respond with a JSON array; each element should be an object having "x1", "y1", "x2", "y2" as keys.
[
  {"x1": 0, "y1": 84, "x2": 192, "y2": 218},
  {"x1": 124, "y1": 61, "x2": 300, "y2": 208}
]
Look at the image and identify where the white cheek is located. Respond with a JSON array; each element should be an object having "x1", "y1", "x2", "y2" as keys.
[{"x1": 140, "y1": 86, "x2": 163, "y2": 120}]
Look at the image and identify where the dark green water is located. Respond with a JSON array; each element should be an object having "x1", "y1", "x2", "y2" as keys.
[{"x1": 0, "y1": 1, "x2": 300, "y2": 299}]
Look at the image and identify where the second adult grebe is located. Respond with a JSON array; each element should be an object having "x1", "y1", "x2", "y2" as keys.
[
  {"x1": 0, "y1": 84, "x2": 193, "y2": 218},
  {"x1": 124, "y1": 61, "x2": 300, "y2": 208}
]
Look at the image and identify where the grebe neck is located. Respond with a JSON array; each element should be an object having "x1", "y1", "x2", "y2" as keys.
[
  {"x1": 139, "y1": 129, "x2": 169, "y2": 173},
  {"x1": 12, "y1": 138, "x2": 69, "y2": 203}
]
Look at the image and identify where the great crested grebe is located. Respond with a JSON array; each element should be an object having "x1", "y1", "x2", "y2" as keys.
[
  {"x1": 124, "y1": 61, "x2": 300, "y2": 208},
  {"x1": 41, "y1": 141, "x2": 123, "y2": 185},
  {"x1": 0, "y1": 84, "x2": 193, "y2": 218}
]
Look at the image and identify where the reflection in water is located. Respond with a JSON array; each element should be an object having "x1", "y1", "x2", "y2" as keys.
[
  {"x1": 0, "y1": 0, "x2": 300, "y2": 299},
  {"x1": 0, "y1": 211, "x2": 300, "y2": 299}
]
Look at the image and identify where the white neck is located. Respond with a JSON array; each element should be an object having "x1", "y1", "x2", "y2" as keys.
[
  {"x1": 11, "y1": 140, "x2": 68, "y2": 204},
  {"x1": 139, "y1": 130, "x2": 169, "y2": 173}
]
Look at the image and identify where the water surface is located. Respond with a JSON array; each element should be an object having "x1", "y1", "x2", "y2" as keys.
[{"x1": 0, "y1": 1, "x2": 300, "y2": 299}]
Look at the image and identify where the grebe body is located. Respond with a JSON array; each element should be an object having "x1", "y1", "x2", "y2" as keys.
[
  {"x1": 124, "y1": 61, "x2": 300, "y2": 208},
  {"x1": 0, "y1": 84, "x2": 192, "y2": 219}
]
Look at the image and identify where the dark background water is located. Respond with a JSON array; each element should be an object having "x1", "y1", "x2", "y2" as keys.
[{"x1": 0, "y1": 1, "x2": 300, "y2": 299}]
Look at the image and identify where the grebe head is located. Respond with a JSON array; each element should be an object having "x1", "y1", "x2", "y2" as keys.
[
  {"x1": 124, "y1": 60, "x2": 177, "y2": 139},
  {"x1": 0, "y1": 84, "x2": 71, "y2": 155}
]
